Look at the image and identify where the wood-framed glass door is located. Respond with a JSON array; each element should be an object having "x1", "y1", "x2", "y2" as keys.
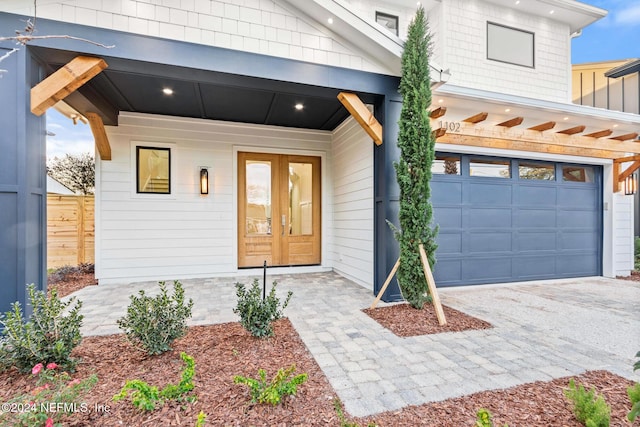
[{"x1": 238, "y1": 152, "x2": 321, "y2": 267}]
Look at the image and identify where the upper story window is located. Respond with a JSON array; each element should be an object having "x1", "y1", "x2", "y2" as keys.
[
  {"x1": 137, "y1": 146, "x2": 171, "y2": 194},
  {"x1": 376, "y1": 12, "x2": 399, "y2": 36},
  {"x1": 487, "y1": 22, "x2": 535, "y2": 68}
]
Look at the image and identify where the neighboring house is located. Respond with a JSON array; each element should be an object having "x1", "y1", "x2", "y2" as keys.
[
  {"x1": 572, "y1": 58, "x2": 640, "y2": 237},
  {"x1": 2, "y1": 0, "x2": 640, "y2": 313},
  {"x1": 46, "y1": 175, "x2": 75, "y2": 195}
]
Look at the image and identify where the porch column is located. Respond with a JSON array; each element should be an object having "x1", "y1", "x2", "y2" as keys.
[
  {"x1": 373, "y1": 96, "x2": 403, "y2": 302},
  {"x1": 0, "y1": 46, "x2": 47, "y2": 314}
]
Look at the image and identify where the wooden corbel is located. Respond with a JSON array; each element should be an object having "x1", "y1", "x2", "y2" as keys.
[
  {"x1": 613, "y1": 155, "x2": 640, "y2": 193},
  {"x1": 337, "y1": 92, "x2": 383, "y2": 145}
]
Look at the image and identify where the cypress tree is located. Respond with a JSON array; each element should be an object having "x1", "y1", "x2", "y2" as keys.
[{"x1": 393, "y1": 7, "x2": 438, "y2": 309}]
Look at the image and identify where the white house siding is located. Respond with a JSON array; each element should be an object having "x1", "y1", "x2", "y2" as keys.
[
  {"x1": 431, "y1": 0, "x2": 570, "y2": 103},
  {"x1": 613, "y1": 194, "x2": 635, "y2": 276},
  {"x1": 330, "y1": 117, "x2": 374, "y2": 289},
  {"x1": 96, "y1": 112, "x2": 332, "y2": 284},
  {"x1": 0, "y1": 0, "x2": 390, "y2": 74}
]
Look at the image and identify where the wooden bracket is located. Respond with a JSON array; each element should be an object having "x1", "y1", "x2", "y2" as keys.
[
  {"x1": 463, "y1": 112, "x2": 488, "y2": 124},
  {"x1": 337, "y1": 92, "x2": 383, "y2": 145},
  {"x1": 31, "y1": 56, "x2": 107, "y2": 116},
  {"x1": 497, "y1": 116, "x2": 523, "y2": 128},
  {"x1": 613, "y1": 158, "x2": 640, "y2": 193},
  {"x1": 86, "y1": 112, "x2": 111, "y2": 161},
  {"x1": 429, "y1": 107, "x2": 447, "y2": 119},
  {"x1": 528, "y1": 121, "x2": 556, "y2": 132}
]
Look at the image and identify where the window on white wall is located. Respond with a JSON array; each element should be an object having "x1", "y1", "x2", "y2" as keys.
[
  {"x1": 487, "y1": 22, "x2": 534, "y2": 68},
  {"x1": 136, "y1": 146, "x2": 171, "y2": 194},
  {"x1": 376, "y1": 11, "x2": 399, "y2": 36}
]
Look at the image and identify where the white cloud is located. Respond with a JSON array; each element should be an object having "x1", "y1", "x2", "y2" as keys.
[
  {"x1": 612, "y1": 4, "x2": 640, "y2": 26},
  {"x1": 46, "y1": 109, "x2": 94, "y2": 160}
]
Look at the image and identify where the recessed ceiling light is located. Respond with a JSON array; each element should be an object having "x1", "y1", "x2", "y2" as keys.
[
  {"x1": 563, "y1": 117, "x2": 569, "y2": 121},
  {"x1": 505, "y1": 108, "x2": 511, "y2": 112},
  {"x1": 549, "y1": 10, "x2": 554, "y2": 14},
  {"x1": 438, "y1": 99, "x2": 444, "y2": 104},
  {"x1": 515, "y1": 0, "x2": 520, "y2": 4},
  {"x1": 327, "y1": 17, "x2": 333, "y2": 24},
  {"x1": 295, "y1": 103, "x2": 304, "y2": 110},
  {"x1": 162, "y1": 88, "x2": 174, "y2": 95},
  {"x1": 613, "y1": 124, "x2": 619, "y2": 128}
]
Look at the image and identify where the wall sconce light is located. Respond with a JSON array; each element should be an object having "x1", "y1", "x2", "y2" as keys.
[
  {"x1": 200, "y1": 167, "x2": 209, "y2": 195},
  {"x1": 624, "y1": 171, "x2": 638, "y2": 196}
]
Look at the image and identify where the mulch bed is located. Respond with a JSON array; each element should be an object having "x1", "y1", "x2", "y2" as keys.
[
  {"x1": 618, "y1": 271, "x2": 640, "y2": 282},
  {"x1": 363, "y1": 303, "x2": 492, "y2": 337},
  {"x1": 47, "y1": 265, "x2": 98, "y2": 298},
  {"x1": 1, "y1": 270, "x2": 636, "y2": 426}
]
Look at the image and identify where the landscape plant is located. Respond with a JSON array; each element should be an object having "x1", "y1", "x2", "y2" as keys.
[
  {"x1": 113, "y1": 352, "x2": 197, "y2": 411},
  {"x1": 564, "y1": 378, "x2": 610, "y2": 427},
  {"x1": 233, "y1": 364, "x2": 307, "y2": 405},
  {"x1": 117, "y1": 280, "x2": 194, "y2": 355},
  {"x1": 0, "y1": 361, "x2": 97, "y2": 427},
  {"x1": 475, "y1": 408, "x2": 508, "y2": 427},
  {"x1": 634, "y1": 237, "x2": 639, "y2": 271},
  {"x1": 628, "y1": 350, "x2": 640, "y2": 422},
  {"x1": 0, "y1": 284, "x2": 83, "y2": 372},
  {"x1": 233, "y1": 279, "x2": 292, "y2": 338},
  {"x1": 391, "y1": 6, "x2": 438, "y2": 309}
]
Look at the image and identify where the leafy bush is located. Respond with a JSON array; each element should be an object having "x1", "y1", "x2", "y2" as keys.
[
  {"x1": 635, "y1": 237, "x2": 640, "y2": 271},
  {"x1": 475, "y1": 408, "x2": 508, "y2": 427},
  {"x1": 233, "y1": 364, "x2": 307, "y2": 405},
  {"x1": 628, "y1": 383, "x2": 640, "y2": 422},
  {"x1": 113, "y1": 352, "x2": 197, "y2": 411},
  {"x1": 564, "y1": 378, "x2": 610, "y2": 427},
  {"x1": 0, "y1": 284, "x2": 83, "y2": 372},
  {"x1": 233, "y1": 279, "x2": 292, "y2": 338},
  {"x1": 195, "y1": 411, "x2": 207, "y2": 427},
  {"x1": 117, "y1": 280, "x2": 194, "y2": 355},
  {"x1": 0, "y1": 362, "x2": 97, "y2": 426},
  {"x1": 629, "y1": 351, "x2": 640, "y2": 422}
]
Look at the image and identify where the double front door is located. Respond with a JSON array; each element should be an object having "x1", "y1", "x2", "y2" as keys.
[{"x1": 238, "y1": 152, "x2": 321, "y2": 267}]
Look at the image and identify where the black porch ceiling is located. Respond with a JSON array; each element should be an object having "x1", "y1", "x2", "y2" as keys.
[{"x1": 32, "y1": 47, "x2": 379, "y2": 131}]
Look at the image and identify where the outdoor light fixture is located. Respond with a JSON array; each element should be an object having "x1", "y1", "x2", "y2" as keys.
[
  {"x1": 200, "y1": 167, "x2": 209, "y2": 195},
  {"x1": 624, "y1": 171, "x2": 638, "y2": 196}
]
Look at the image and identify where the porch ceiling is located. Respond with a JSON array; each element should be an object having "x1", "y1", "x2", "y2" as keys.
[{"x1": 32, "y1": 46, "x2": 379, "y2": 131}]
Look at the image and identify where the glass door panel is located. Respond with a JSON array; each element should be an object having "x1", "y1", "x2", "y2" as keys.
[{"x1": 245, "y1": 160, "x2": 272, "y2": 235}]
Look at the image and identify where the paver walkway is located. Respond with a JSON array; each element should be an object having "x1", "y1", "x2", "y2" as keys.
[{"x1": 68, "y1": 272, "x2": 640, "y2": 417}]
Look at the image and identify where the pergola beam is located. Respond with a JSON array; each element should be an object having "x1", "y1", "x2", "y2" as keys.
[
  {"x1": 86, "y1": 112, "x2": 112, "y2": 161},
  {"x1": 337, "y1": 92, "x2": 382, "y2": 145},
  {"x1": 463, "y1": 112, "x2": 488, "y2": 123},
  {"x1": 584, "y1": 129, "x2": 613, "y2": 138},
  {"x1": 610, "y1": 132, "x2": 639, "y2": 141},
  {"x1": 557, "y1": 125, "x2": 586, "y2": 135},
  {"x1": 429, "y1": 107, "x2": 447, "y2": 119},
  {"x1": 31, "y1": 56, "x2": 108, "y2": 116},
  {"x1": 497, "y1": 116, "x2": 524, "y2": 128},
  {"x1": 528, "y1": 121, "x2": 556, "y2": 132}
]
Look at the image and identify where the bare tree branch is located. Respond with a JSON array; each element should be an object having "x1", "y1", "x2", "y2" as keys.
[{"x1": 0, "y1": 34, "x2": 115, "y2": 49}]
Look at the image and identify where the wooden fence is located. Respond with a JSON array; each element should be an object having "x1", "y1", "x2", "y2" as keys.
[{"x1": 47, "y1": 195, "x2": 95, "y2": 268}]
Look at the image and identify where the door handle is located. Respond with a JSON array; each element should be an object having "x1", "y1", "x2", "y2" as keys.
[{"x1": 281, "y1": 214, "x2": 286, "y2": 236}]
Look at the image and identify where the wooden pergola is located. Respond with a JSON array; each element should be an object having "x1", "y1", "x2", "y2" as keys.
[{"x1": 429, "y1": 108, "x2": 640, "y2": 193}]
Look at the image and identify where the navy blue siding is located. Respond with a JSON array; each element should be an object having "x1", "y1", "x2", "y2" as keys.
[{"x1": 431, "y1": 154, "x2": 602, "y2": 287}]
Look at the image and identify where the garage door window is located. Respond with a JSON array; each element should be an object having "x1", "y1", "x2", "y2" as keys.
[
  {"x1": 519, "y1": 162, "x2": 555, "y2": 180},
  {"x1": 562, "y1": 166, "x2": 594, "y2": 183},
  {"x1": 432, "y1": 154, "x2": 461, "y2": 175},
  {"x1": 470, "y1": 158, "x2": 510, "y2": 178}
]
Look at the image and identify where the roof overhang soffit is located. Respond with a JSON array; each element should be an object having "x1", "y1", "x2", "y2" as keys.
[{"x1": 277, "y1": 0, "x2": 450, "y2": 83}]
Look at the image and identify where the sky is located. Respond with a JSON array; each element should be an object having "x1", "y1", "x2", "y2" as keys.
[
  {"x1": 45, "y1": 0, "x2": 640, "y2": 159},
  {"x1": 571, "y1": 0, "x2": 640, "y2": 63}
]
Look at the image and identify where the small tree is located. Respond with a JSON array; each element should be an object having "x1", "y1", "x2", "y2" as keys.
[
  {"x1": 47, "y1": 153, "x2": 95, "y2": 195},
  {"x1": 392, "y1": 7, "x2": 438, "y2": 309}
]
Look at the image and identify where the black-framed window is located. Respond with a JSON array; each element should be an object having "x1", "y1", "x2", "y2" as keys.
[
  {"x1": 136, "y1": 146, "x2": 171, "y2": 194},
  {"x1": 487, "y1": 22, "x2": 535, "y2": 68},
  {"x1": 376, "y1": 11, "x2": 399, "y2": 36},
  {"x1": 432, "y1": 154, "x2": 461, "y2": 175},
  {"x1": 519, "y1": 162, "x2": 555, "y2": 181}
]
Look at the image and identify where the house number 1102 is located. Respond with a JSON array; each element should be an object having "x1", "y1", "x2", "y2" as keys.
[{"x1": 438, "y1": 121, "x2": 461, "y2": 132}]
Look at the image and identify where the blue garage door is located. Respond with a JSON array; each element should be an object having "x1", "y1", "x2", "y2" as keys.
[{"x1": 431, "y1": 154, "x2": 602, "y2": 287}]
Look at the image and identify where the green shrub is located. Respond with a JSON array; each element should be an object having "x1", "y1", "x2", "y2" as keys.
[
  {"x1": 0, "y1": 284, "x2": 83, "y2": 372},
  {"x1": 113, "y1": 352, "x2": 197, "y2": 411},
  {"x1": 635, "y1": 237, "x2": 640, "y2": 271},
  {"x1": 233, "y1": 279, "x2": 292, "y2": 338},
  {"x1": 48, "y1": 263, "x2": 94, "y2": 283},
  {"x1": 628, "y1": 382, "x2": 640, "y2": 422},
  {"x1": 233, "y1": 364, "x2": 307, "y2": 405},
  {"x1": 117, "y1": 280, "x2": 194, "y2": 355},
  {"x1": 0, "y1": 362, "x2": 97, "y2": 426},
  {"x1": 564, "y1": 378, "x2": 610, "y2": 427},
  {"x1": 195, "y1": 411, "x2": 207, "y2": 427},
  {"x1": 475, "y1": 408, "x2": 508, "y2": 427}
]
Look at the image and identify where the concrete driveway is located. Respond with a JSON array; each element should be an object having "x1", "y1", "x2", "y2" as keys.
[{"x1": 69, "y1": 273, "x2": 640, "y2": 417}]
